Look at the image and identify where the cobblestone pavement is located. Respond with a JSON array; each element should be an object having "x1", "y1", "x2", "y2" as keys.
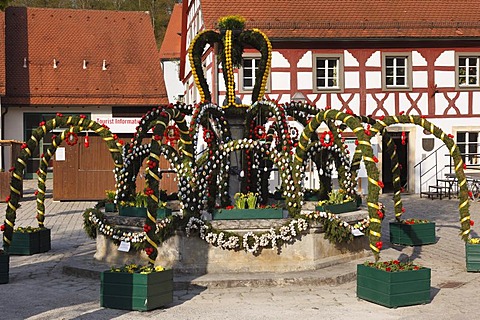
[{"x1": 1, "y1": 180, "x2": 480, "y2": 319}]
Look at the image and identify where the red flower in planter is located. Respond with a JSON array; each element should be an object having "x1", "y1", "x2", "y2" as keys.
[
  {"x1": 225, "y1": 205, "x2": 235, "y2": 210},
  {"x1": 56, "y1": 112, "x2": 63, "y2": 117},
  {"x1": 39, "y1": 121, "x2": 46, "y2": 126}
]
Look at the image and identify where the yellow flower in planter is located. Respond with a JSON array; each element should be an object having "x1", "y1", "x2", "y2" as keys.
[{"x1": 468, "y1": 237, "x2": 480, "y2": 244}]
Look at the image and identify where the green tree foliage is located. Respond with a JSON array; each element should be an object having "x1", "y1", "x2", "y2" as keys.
[{"x1": 9, "y1": 0, "x2": 178, "y2": 46}]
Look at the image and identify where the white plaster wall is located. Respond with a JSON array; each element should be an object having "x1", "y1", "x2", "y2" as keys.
[
  {"x1": 330, "y1": 94, "x2": 360, "y2": 114},
  {"x1": 412, "y1": 51, "x2": 427, "y2": 66},
  {"x1": 271, "y1": 72, "x2": 290, "y2": 90},
  {"x1": 365, "y1": 71, "x2": 381, "y2": 88},
  {"x1": 307, "y1": 94, "x2": 327, "y2": 106},
  {"x1": 345, "y1": 71, "x2": 359, "y2": 89},
  {"x1": 435, "y1": 71, "x2": 455, "y2": 87},
  {"x1": 277, "y1": 94, "x2": 291, "y2": 104},
  {"x1": 297, "y1": 51, "x2": 312, "y2": 68},
  {"x1": 365, "y1": 51, "x2": 381, "y2": 67},
  {"x1": 435, "y1": 50, "x2": 454, "y2": 66},
  {"x1": 398, "y1": 93, "x2": 428, "y2": 115},
  {"x1": 473, "y1": 92, "x2": 480, "y2": 114},
  {"x1": 272, "y1": 52, "x2": 290, "y2": 67},
  {"x1": 412, "y1": 71, "x2": 428, "y2": 88},
  {"x1": 344, "y1": 50, "x2": 359, "y2": 67},
  {"x1": 162, "y1": 60, "x2": 184, "y2": 103},
  {"x1": 297, "y1": 72, "x2": 313, "y2": 90},
  {"x1": 365, "y1": 93, "x2": 389, "y2": 116}
]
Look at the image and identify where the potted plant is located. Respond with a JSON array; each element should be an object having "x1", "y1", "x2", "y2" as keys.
[
  {"x1": 101, "y1": 263, "x2": 173, "y2": 311},
  {"x1": 119, "y1": 191, "x2": 172, "y2": 218},
  {"x1": 466, "y1": 237, "x2": 480, "y2": 272},
  {"x1": 389, "y1": 218, "x2": 436, "y2": 246},
  {"x1": 0, "y1": 249, "x2": 8, "y2": 284},
  {"x1": 119, "y1": 191, "x2": 149, "y2": 217},
  {"x1": 213, "y1": 192, "x2": 283, "y2": 220},
  {"x1": 7, "y1": 226, "x2": 51, "y2": 255},
  {"x1": 104, "y1": 190, "x2": 117, "y2": 212},
  {"x1": 316, "y1": 189, "x2": 358, "y2": 214},
  {"x1": 156, "y1": 201, "x2": 172, "y2": 219},
  {"x1": 303, "y1": 188, "x2": 322, "y2": 201},
  {"x1": 357, "y1": 260, "x2": 431, "y2": 308}
]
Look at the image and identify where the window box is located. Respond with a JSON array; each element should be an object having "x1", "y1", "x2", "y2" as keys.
[
  {"x1": 119, "y1": 207, "x2": 172, "y2": 218},
  {"x1": 316, "y1": 201, "x2": 358, "y2": 214},
  {"x1": 8, "y1": 228, "x2": 51, "y2": 255},
  {"x1": 105, "y1": 203, "x2": 116, "y2": 212},
  {"x1": 466, "y1": 243, "x2": 480, "y2": 272},
  {"x1": 0, "y1": 252, "x2": 9, "y2": 284},
  {"x1": 389, "y1": 221, "x2": 436, "y2": 246},
  {"x1": 212, "y1": 208, "x2": 283, "y2": 220},
  {"x1": 356, "y1": 264, "x2": 431, "y2": 308},
  {"x1": 100, "y1": 269, "x2": 173, "y2": 311}
]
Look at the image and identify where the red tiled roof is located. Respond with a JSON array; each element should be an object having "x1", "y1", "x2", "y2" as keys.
[
  {"x1": 0, "y1": 12, "x2": 5, "y2": 96},
  {"x1": 159, "y1": 3, "x2": 182, "y2": 60},
  {"x1": 4, "y1": 6, "x2": 168, "y2": 106},
  {"x1": 200, "y1": 0, "x2": 480, "y2": 39}
]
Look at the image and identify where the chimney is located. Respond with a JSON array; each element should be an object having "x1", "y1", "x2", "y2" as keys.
[
  {"x1": 102, "y1": 59, "x2": 107, "y2": 71},
  {"x1": 53, "y1": 59, "x2": 59, "y2": 69},
  {"x1": 83, "y1": 60, "x2": 88, "y2": 69}
]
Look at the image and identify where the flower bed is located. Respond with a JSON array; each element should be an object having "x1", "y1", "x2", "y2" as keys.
[
  {"x1": 0, "y1": 250, "x2": 9, "y2": 284},
  {"x1": 100, "y1": 264, "x2": 173, "y2": 311},
  {"x1": 8, "y1": 227, "x2": 51, "y2": 255},
  {"x1": 466, "y1": 238, "x2": 480, "y2": 272},
  {"x1": 357, "y1": 261, "x2": 431, "y2": 308},
  {"x1": 389, "y1": 220, "x2": 436, "y2": 246}
]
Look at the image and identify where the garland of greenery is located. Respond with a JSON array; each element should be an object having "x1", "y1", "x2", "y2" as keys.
[
  {"x1": 371, "y1": 115, "x2": 472, "y2": 240},
  {"x1": 348, "y1": 115, "x2": 404, "y2": 220},
  {"x1": 2, "y1": 114, "x2": 122, "y2": 249},
  {"x1": 283, "y1": 102, "x2": 354, "y2": 200},
  {"x1": 294, "y1": 109, "x2": 383, "y2": 260}
]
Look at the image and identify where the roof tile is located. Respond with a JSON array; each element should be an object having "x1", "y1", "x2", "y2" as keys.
[{"x1": 5, "y1": 6, "x2": 168, "y2": 106}]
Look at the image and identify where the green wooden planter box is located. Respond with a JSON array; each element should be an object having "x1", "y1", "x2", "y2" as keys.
[
  {"x1": 8, "y1": 228, "x2": 51, "y2": 255},
  {"x1": 389, "y1": 222, "x2": 436, "y2": 246},
  {"x1": 100, "y1": 269, "x2": 173, "y2": 311},
  {"x1": 156, "y1": 208, "x2": 172, "y2": 219},
  {"x1": 212, "y1": 208, "x2": 283, "y2": 220},
  {"x1": 119, "y1": 207, "x2": 172, "y2": 218},
  {"x1": 0, "y1": 253, "x2": 9, "y2": 284},
  {"x1": 105, "y1": 203, "x2": 116, "y2": 212},
  {"x1": 316, "y1": 201, "x2": 357, "y2": 214},
  {"x1": 357, "y1": 264, "x2": 431, "y2": 308},
  {"x1": 466, "y1": 243, "x2": 480, "y2": 272}
]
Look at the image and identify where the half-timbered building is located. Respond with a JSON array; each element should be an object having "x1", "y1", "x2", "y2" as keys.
[{"x1": 177, "y1": 0, "x2": 480, "y2": 194}]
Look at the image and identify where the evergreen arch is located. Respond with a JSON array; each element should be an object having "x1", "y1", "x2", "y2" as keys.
[{"x1": 3, "y1": 114, "x2": 122, "y2": 249}]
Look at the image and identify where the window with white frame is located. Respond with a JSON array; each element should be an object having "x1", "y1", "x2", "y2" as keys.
[
  {"x1": 239, "y1": 55, "x2": 270, "y2": 93},
  {"x1": 457, "y1": 131, "x2": 480, "y2": 165},
  {"x1": 313, "y1": 54, "x2": 343, "y2": 92},
  {"x1": 457, "y1": 55, "x2": 480, "y2": 88},
  {"x1": 382, "y1": 53, "x2": 412, "y2": 90}
]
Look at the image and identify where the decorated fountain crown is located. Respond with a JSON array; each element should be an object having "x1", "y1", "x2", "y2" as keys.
[{"x1": 188, "y1": 15, "x2": 272, "y2": 108}]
